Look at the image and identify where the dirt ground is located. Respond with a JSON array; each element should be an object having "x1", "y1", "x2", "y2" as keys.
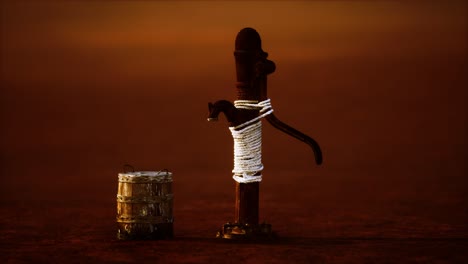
[{"x1": 1, "y1": 176, "x2": 468, "y2": 263}]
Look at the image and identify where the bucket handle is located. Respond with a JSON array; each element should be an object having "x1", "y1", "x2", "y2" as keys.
[
  {"x1": 123, "y1": 164, "x2": 135, "y2": 173},
  {"x1": 158, "y1": 168, "x2": 169, "y2": 177},
  {"x1": 123, "y1": 165, "x2": 170, "y2": 178}
]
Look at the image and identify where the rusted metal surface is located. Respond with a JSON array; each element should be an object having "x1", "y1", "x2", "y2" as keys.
[{"x1": 208, "y1": 28, "x2": 323, "y2": 239}]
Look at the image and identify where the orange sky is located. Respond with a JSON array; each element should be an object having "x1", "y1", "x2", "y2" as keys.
[
  {"x1": 0, "y1": 1, "x2": 467, "y2": 202},
  {"x1": 2, "y1": 1, "x2": 466, "y2": 86}
]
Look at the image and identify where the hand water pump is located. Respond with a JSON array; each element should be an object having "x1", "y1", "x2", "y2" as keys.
[{"x1": 208, "y1": 28, "x2": 322, "y2": 239}]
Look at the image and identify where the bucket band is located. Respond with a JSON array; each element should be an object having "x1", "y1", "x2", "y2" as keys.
[{"x1": 118, "y1": 171, "x2": 172, "y2": 183}]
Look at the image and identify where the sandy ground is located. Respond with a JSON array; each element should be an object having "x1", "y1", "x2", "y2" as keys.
[{"x1": 1, "y1": 175, "x2": 467, "y2": 263}]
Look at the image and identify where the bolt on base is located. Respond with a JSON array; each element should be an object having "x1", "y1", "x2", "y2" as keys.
[{"x1": 216, "y1": 222, "x2": 275, "y2": 240}]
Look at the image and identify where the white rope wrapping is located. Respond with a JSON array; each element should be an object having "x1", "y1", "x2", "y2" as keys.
[{"x1": 229, "y1": 99, "x2": 273, "y2": 183}]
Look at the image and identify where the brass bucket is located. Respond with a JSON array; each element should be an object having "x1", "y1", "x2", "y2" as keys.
[{"x1": 116, "y1": 170, "x2": 173, "y2": 240}]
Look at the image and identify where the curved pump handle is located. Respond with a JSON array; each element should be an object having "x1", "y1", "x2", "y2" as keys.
[
  {"x1": 207, "y1": 99, "x2": 323, "y2": 165},
  {"x1": 266, "y1": 114, "x2": 323, "y2": 165}
]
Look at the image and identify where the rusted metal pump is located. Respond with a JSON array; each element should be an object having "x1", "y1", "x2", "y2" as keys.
[{"x1": 208, "y1": 28, "x2": 322, "y2": 239}]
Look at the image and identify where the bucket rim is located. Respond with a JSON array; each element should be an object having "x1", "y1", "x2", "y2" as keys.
[{"x1": 118, "y1": 170, "x2": 172, "y2": 177}]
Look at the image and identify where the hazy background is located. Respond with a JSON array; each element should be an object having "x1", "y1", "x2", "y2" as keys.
[{"x1": 1, "y1": 1, "x2": 467, "y2": 230}]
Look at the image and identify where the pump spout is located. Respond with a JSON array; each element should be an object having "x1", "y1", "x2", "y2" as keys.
[{"x1": 207, "y1": 100, "x2": 239, "y2": 123}]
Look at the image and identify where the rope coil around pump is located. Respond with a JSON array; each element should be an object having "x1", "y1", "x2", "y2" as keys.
[{"x1": 229, "y1": 99, "x2": 273, "y2": 183}]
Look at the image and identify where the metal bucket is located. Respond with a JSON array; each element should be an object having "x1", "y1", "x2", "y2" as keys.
[{"x1": 116, "y1": 170, "x2": 173, "y2": 240}]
